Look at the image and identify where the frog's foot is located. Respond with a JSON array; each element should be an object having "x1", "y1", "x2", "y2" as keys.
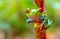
[{"x1": 46, "y1": 19, "x2": 52, "y2": 29}]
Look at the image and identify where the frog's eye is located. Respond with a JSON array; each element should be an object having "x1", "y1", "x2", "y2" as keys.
[{"x1": 26, "y1": 8, "x2": 30, "y2": 14}]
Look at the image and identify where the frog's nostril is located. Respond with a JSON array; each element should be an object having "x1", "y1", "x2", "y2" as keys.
[{"x1": 26, "y1": 8, "x2": 30, "y2": 14}]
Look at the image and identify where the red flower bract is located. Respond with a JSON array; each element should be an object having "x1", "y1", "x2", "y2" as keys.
[{"x1": 34, "y1": 0, "x2": 46, "y2": 12}]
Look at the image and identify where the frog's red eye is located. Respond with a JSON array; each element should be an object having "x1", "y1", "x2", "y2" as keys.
[{"x1": 26, "y1": 8, "x2": 30, "y2": 14}]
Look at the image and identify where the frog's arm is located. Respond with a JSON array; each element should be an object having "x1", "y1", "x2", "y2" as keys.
[{"x1": 26, "y1": 19, "x2": 34, "y2": 23}]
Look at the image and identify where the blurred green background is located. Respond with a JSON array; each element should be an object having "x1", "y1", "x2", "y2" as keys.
[{"x1": 0, "y1": 0, "x2": 60, "y2": 39}]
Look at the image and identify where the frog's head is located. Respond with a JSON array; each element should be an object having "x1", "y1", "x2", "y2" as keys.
[{"x1": 26, "y1": 8, "x2": 41, "y2": 16}]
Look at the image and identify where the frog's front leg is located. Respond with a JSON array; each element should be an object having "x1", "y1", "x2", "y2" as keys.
[{"x1": 26, "y1": 18, "x2": 35, "y2": 23}]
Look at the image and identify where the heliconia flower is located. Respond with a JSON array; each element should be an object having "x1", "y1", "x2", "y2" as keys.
[
  {"x1": 34, "y1": 0, "x2": 46, "y2": 12},
  {"x1": 26, "y1": 0, "x2": 52, "y2": 39}
]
